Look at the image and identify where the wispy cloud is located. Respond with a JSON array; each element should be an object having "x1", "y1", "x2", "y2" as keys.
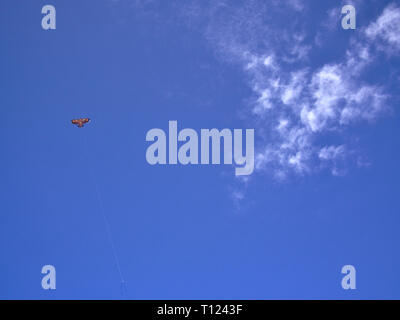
[
  {"x1": 365, "y1": 3, "x2": 400, "y2": 54},
  {"x1": 176, "y1": 1, "x2": 398, "y2": 180},
  {"x1": 123, "y1": 1, "x2": 399, "y2": 182}
]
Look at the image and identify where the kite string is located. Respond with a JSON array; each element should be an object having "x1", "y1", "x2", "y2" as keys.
[
  {"x1": 92, "y1": 171, "x2": 125, "y2": 285},
  {"x1": 81, "y1": 133, "x2": 126, "y2": 291}
]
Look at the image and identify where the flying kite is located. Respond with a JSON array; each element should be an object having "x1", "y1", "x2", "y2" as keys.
[
  {"x1": 71, "y1": 118, "x2": 90, "y2": 128},
  {"x1": 70, "y1": 115, "x2": 126, "y2": 293}
]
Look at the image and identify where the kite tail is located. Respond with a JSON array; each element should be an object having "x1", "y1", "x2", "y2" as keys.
[{"x1": 82, "y1": 134, "x2": 127, "y2": 297}]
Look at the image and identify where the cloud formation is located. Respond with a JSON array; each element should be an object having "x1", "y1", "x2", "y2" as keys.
[
  {"x1": 365, "y1": 4, "x2": 400, "y2": 54},
  {"x1": 180, "y1": 1, "x2": 398, "y2": 179},
  {"x1": 123, "y1": 0, "x2": 399, "y2": 180}
]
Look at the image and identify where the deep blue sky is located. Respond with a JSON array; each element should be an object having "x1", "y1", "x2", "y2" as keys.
[{"x1": 1, "y1": 0, "x2": 400, "y2": 299}]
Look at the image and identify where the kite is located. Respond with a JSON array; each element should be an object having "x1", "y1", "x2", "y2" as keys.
[
  {"x1": 71, "y1": 118, "x2": 90, "y2": 128},
  {"x1": 70, "y1": 115, "x2": 126, "y2": 294}
]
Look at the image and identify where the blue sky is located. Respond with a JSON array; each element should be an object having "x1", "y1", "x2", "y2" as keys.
[{"x1": 1, "y1": 0, "x2": 400, "y2": 299}]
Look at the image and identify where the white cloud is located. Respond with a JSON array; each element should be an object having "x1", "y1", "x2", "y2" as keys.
[
  {"x1": 126, "y1": 1, "x2": 398, "y2": 181},
  {"x1": 365, "y1": 4, "x2": 400, "y2": 53},
  {"x1": 281, "y1": 70, "x2": 307, "y2": 105},
  {"x1": 319, "y1": 145, "x2": 346, "y2": 161},
  {"x1": 227, "y1": 3, "x2": 399, "y2": 179}
]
